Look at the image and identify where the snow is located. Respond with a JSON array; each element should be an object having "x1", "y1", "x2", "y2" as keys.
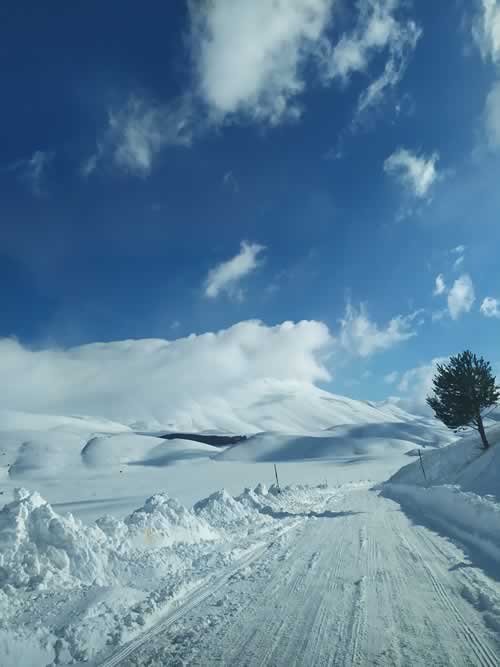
[
  {"x1": 382, "y1": 423, "x2": 500, "y2": 578},
  {"x1": 81, "y1": 433, "x2": 220, "y2": 467},
  {"x1": 217, "y1": 428, "x2": 450, "y2": 463},
  {"x1": 0, "y1": 483, "x2": 336, "y2": 664},
  {"x1": 382, "y1": 483, "x2": 500, "y2": 566},
  {"x1": 2, "y1": 388, "x2": 500, "y2": 665},
  {"x1": 386, "y1": 424, "x2": 500, "y2": 497}
]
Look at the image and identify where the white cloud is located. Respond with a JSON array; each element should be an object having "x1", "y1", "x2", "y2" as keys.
[
  {"x1": 480, "y1": 296, "x2": 500, "y2": 317},
  {"x1": 394, "y1": 356, "x2": 448, "y2": 414},
  {"x1": 384, "y1": 370, "x2": 399, "y2": 384},
  {"x1": 85, "y1": 1, "x2": 420, "y2": 174},
  {"x1": 0, "y1": 321, "x2": 332, "y2": 425},
  {"x1": 7, "y1": 150, "x2": 54, "y2": 195},
  {"x1": 453, "y1": 255, "x2": 465, "y2": 270},
  {"x1": 484, "y1": 80, "x2": 500, "y2": 149},
  {"x1": 189, "y1": 0, "x2": 419, "y2": 126},
  {"x1": 189, "y1": 0, "x2": 334, "y2": 125},
  {"x1": 473, "y1": 0, "x2": 500, "y2": 63},
  {"x1": 84, "y1": 96, "x2": 193, "y2": 176},
  {"x1": 473, "y1": 3, "x2": 500, "y2": 150},
  {"x1": 433, "y1": 274, "x2": 446, "y2": 296},
  {"x1": 451, "y1": 244, "x2": 465, "y2": 255},
  {"x1": 338, "y1": 303, "x2": 417, "y2": 358},
  {"x1": 204, "y1": 241, "x2": 266, "y2": 300},
  {"x1": 321, "y1": 0, "x2": 421, "y2": 118},
  {"x1": 355, "y1": 24, "x2": 421, "y2": 117},
  {"x1": 447, "y1": 274, "x2": 475, "y2": 320},
  {"x1": 431, "y1": 308, "x2": 448, "y2": 322},
  {"x1": 384, "y1": 148, "x2": 439, "y2": 198},
  {"x1": 324, "y1": 0, "x2": 399, "y2": 81}
]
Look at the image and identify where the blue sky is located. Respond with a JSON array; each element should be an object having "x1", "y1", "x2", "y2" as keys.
[{"x1": 1, "y1": 0, "x2": 500, "y2": 409}]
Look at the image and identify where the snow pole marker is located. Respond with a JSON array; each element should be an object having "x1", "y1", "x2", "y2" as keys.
[
  {"x1": 274, "y1": 464, "x2": 281, "y2": 493},
  {"x1": 418, "y1": 449, "x2": 427, "y2": 484}
]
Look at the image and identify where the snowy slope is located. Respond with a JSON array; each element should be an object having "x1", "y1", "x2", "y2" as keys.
[
  {"x1": 98, "y1": 379, "x2": 427, "y2": 434},
  {"x1": 218, "y1": 431, "x2": 418, "y2": 462},
  {"x1": 82, "y1": 433, "x2": 221, "y2": 467},
  {"x1": 386, "y1": 424, "x2": 500, "y2": 497}
]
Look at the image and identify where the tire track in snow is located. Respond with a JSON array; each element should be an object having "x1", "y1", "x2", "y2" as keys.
[
  {"x1": 95, "y1": 521, "x2": 302, "y2": 667},
  {"x1": 400, "y1": 529, "x2": 497, "y2": 667}
]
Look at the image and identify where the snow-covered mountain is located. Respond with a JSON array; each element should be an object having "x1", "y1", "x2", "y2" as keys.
[{"x1": 0, "y1": 382, "x2": 457, "y2": 482}]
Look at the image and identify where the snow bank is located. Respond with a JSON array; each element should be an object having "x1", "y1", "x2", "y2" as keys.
[
  {"x1": 383, "y1": 483, "x2": 500, "y2": 564},
  {"x1": 0, "y1": 488, "x2": 112, "y2": 590},
  {"x1": 193, "y1": 489, "x2": 261, "y2": 529},
  {"x1": 387, "y1": 425, "x2": 500, "y2": 498},
  {"x1": 0, "y1": 482, "x2": 335, "y2": 665},
  {"x1": 0, "y1": 488, "x2": 218, "y2": 592},
  {"x1": 125, "y1": 493, "x2": 218, "y2": 546}
]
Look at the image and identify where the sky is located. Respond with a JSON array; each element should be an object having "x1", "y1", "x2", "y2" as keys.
[{"x1": 1, "y1": 0, "x2": 500, "y2": 416}]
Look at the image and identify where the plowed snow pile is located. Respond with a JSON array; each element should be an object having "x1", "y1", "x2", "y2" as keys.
[
  {"x1": 0, "y1": 488, "x2": 218, "y2": 591},
  {"x1": 0, "y1": 483, "x2": 334, "y2": 665}
]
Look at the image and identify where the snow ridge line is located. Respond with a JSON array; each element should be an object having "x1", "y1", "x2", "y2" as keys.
[{"x1": 95, "y1": 520, "x2": 302, "y2": 667}]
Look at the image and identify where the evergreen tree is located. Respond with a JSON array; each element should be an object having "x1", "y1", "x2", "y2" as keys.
[{"x1": 426, "y1": 350, "x2": 499, "y2": 449}]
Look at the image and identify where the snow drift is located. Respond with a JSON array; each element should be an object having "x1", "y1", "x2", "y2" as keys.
[{"x1": 81, "y1": 433, "x2": 219, "y2": 467}]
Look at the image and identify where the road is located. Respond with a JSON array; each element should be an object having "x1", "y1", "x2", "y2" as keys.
[{"x1": 112, "y1": 485, "x2": 500, "y2": 666}]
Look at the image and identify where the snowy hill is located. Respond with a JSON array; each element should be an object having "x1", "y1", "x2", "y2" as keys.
[
  {"x1": 125, "y1": 380, "x2": 421, "y2": 434},
  {"x1": 0, "y1": 386, "x2": 453, "y2": 480}
]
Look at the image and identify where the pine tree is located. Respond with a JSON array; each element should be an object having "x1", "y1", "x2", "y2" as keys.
[{"x1": 426, "y1": 350, "x2": 500, "y2": 449}]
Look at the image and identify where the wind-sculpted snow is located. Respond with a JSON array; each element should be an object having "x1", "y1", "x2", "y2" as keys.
[
  {"x1": 81, "y1": 433, "x2": 219, "y2": 467},
  {"x1": 217, "y1": 431, "x2": 426, "y2": 462}
]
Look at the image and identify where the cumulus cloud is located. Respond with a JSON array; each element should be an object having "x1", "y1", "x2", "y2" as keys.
[
  {"x1": 480, "y1": 296, "x2": 500, "y2": 317},
  {"x1": 433, "y1": 274, "x2": 446, "y2": 296},
  {"x1": 189, "y1": 0, "x2": 334, "y2": 125},
  {"x1": 204, "y1": 241, "x2": 266, "y2": 300},
  {"x1": 384, "y1": 148, "x2": 439, "y2": 198},
  {"x1": 7, "y1": 150, "x2": 54, "y2": 195},
  {"x1": 447, "y1": 274, "x2": 475, "y2": 320},
  {"x1": 189, "y1": 0, "x2": 420, "y2": 126},
  {"x1": 0, "y1": 321, "x2": 332, "y2": 426},
  {"x1": 338, "y1": 303, "x2": 417, "y2": 358},
  {"x1": 85, "y1": 2, "x2": 420, "y2": 174},
  {"x1": 84, "y1": 96, "x2": 193, "y2": 176}
]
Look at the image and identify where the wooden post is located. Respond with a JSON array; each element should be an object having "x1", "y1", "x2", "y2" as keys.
[
  {"x1": 274, "y1": 464, "x2": 281, "y2": 493},
  {"x1": 418, "y1": 449, "x2": 427, "y2": 484}
]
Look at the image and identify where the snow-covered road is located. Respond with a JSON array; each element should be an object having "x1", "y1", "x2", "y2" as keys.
[{"x1": 117, "y1": 485, "x2": 500, "y2": 666}]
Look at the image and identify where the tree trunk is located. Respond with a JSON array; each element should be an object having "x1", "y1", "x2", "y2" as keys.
[{"x1": 477, "y1": 413, "x2": 489, "y2": 449}]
